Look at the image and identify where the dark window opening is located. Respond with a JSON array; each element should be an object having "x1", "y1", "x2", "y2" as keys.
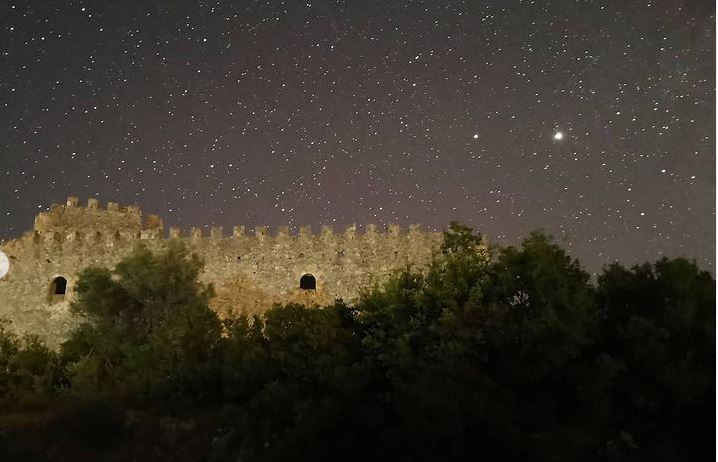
[
  {"x1": 300, "y1": 274, "x2": 316, "y2": 290},
  {"x1": 53, "y1": 277, "x2": 67, "y2": 295},
  {"x1": 48, "y1": 276, "x2": 68, "y2": 304}
]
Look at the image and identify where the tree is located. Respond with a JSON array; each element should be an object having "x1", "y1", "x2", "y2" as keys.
[
  {"x1": 595, "y1": 258, "x2": 715, "y2": 460},
  {"x1": 0, "y1": 321, "x2": 64, "y2": 406},
  {"x1": 69, "y1": 240, "x2": 214, "y2": 338},
  {"x1": 61, "y1": 241, "x2": 222, "y2": 401}
]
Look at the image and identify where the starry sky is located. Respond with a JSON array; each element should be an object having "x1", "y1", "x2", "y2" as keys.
[{"x1": 0, "y1": 0, "x2": 715, "y2": 273}]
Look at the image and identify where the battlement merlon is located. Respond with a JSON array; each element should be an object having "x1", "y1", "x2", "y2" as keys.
[{"x1": 62, "y1": 196, "x2": 140, "y2": 214}]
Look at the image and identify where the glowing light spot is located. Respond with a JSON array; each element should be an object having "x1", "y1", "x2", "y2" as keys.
[
  {"x1": 553, "y1": 131, "x2": 564, "y2": 140},
  {"x1": 0, "y1": 251, "x2": 8, "y2": 279}
]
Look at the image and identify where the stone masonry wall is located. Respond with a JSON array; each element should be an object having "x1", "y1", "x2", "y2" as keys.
[{"x1": 0, "y1": 197, "x2": 445, "y2": 347}]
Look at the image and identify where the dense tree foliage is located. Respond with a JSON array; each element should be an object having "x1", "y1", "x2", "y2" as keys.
[
  {"x1": 0, "y1": 225, "x2": 714, "y2": 462},
  {"x1": 60, "y1": 241, "x2": 223, "y2": 402}
]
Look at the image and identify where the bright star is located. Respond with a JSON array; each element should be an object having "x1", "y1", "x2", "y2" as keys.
[
  {"x1": 553, "y1": 131, "x2": 564, "y2": 140},
  {"x1": 473, "y1": 134, "x2": 479, "y2": 139}
]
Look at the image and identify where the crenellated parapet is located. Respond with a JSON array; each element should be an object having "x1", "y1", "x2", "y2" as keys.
[
  {"x1": 4, "y1": 199, "x2": 450, "y2": 288},
  {"x1": 18, "y1": 199, "x2": 446, "y2": 255},
  {"x1": 157, "y1": 222, "x2": 434, "y2": 244}
]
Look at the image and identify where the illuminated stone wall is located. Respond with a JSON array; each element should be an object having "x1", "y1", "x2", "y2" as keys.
[{"x1": 0, "y1": 197, "x2": 446, "y2": 347}]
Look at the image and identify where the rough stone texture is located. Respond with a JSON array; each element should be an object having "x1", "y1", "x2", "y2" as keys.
[{"x1": 0, "y1": 197, "x2": 447, "y2": 347}]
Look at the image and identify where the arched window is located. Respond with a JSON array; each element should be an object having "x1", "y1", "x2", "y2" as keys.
[
  {"x1": 48, "y1": 276, "x2": 67, "y2": 303},
  {"x1": 300, "y1": 273, "x2": 316, "y2": 290}
]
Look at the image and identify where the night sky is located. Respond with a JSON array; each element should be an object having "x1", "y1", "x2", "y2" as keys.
[{"x1": 0, "y1": 0, "x2": 715, "y2": 273}]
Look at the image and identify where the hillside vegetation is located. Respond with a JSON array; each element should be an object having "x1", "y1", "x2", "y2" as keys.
[{"x1": 0, "y1": 224, "x2": 714, "y2": 461}]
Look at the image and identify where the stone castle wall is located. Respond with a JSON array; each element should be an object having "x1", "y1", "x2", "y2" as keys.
[{"x1": 0, "y1": 197, "x2": 445, "y2": 346}]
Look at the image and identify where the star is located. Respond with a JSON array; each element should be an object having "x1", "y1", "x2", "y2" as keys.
[{"x1": 0, "y1": 0, "x2": 712, "y2": 274}]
